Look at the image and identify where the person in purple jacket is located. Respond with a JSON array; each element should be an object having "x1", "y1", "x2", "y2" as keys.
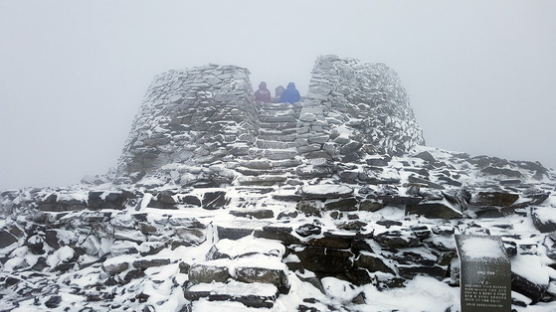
[{"x1": 254, "y1": 81, "x2": 272, "y2": 103}]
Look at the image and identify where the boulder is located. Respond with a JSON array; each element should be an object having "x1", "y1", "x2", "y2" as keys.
[
  {"x1": 133, "y1": 258, "x2": 171, "y2": 270},
  {"x1": 374, "y1": 230, "x2": 421, "y2": 249},
  {"x1": 88, "y1": 191, "x2": 134, "y2": 210},
  {"x1": 471, "y1": 192, "x2": 519, "y2": 207},
  {"x1": 229, "y1": 209, "x2": 274, "y2": 219},
  {"x1": 235, "y1": 267, "x2": 290, "y2": 294},
  {"x1": 296, "y1": 201, "x2": 322, "y2": 217},
  {"x1": 202, "y1": 191, "x2": 228, "y2": 210},
  {"x1": 324, "y1": 198, "x2": 358, "y2": 211},
  {"x1": 531, "y1": 207, "x2": 556, "y2": 233},
  {"x1": 355, "y1": 252, "x2": 394, "y2": 274},
  {"x1": 295, "y1": 224, "x2": 322, "y2": 237},
  {"x1": 295, "y1": 246, "x2": 353, "y2": 274},
  {"x1": 406, "y1": 201, "x2": 463, "y2": 219},
  {"x1": 254, "y1": 226, "x2": 301, "y2": 245},
  {"x1": 188, "y1": 264, "x2": 230, "y2": 284},
  {"x1": 414, "y1": 151, "x2": 436, "y2": 163},
  {"x1": 0, "y1": 230, "x2": 18, "y2": 249}
]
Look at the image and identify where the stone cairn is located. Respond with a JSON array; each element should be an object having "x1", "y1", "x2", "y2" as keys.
[{"x1": 1, "y1": 55, "x2": 555, "y2": 311}]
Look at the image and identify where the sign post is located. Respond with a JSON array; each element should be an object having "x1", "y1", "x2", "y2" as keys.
[{"x1": 455, "y1": 235, "x2": 511, "y2": 312}]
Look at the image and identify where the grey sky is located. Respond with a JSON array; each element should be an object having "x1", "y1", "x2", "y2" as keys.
[{"x1": 0, "y1": 0, "x2": 555, "y2": 190}]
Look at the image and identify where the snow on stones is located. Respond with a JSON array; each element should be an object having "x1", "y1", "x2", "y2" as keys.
[{"x1": 298, "y1": 184, "x2": 354, "y2": 199}]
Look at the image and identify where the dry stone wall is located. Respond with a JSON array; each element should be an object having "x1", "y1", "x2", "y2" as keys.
[
  {"x1": 118, "y1": 65, "x2": 257, "y2": 176},
  {"x1": 307, "y1": 55, "x2": 425, "y2": 158}
]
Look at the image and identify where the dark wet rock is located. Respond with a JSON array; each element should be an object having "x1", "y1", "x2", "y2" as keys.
[
  {"x1": 181, "y1": 195, "x2": 202, "y2": 206},
  {"x1": 410, "y1": 225, "x2": 432, "y2": 240},
  {"x1": 88, "y1": 190, "x2": 134, "y2": 210},
  {"x1": 44, "y1": 230, "x2": 60, "y2": 249},
  {"x1": 374, "y1": 230, "x2": 421, "y2": 249},
  {"x1": 229, "y1": 209, "x2": 274, "y2": 219},
  {"x1": 123, "y1": 269, "x2": 145, "y2": 284},
  {"x1": 189, "y1": 264, "x2": 230, "y2": 284},
  {"x1": 471, "y1": 192, "x2": 519, "y2": 207},
  {"x1": 474, "y1": 206, "x2": 517, "y2": 218},
  {"x1": 435, "y1": 174, "x2": 462, "y2": 187},
  {"x1": 481, "y1": 166, "x2": 522, "y2": 178},
  {"x1": 511, "y1": 192, "x2": 550, "y2": 208},
  {"x1": 183, "y1": 283, "x2": 277, "y2": 309},
  {"x1": 324, "y1": 198, "x2": 358, "y2": 211},
  {"x1": 147, "y1": 191, "x2": 178, "y2": 209},
  {"x1": 179, "y1": 261, "x2": 191, "y2": 274},
  {"x1": 398, "y1": 264, "x2": 448, "y2": 280},
  {"x1": 512, "y1": 273, "x2": 548, "y2": 302},
  {"x1": 351, "y1": 292, "x2": 366, "y2": 304},
  {"x1": 414, "y1": 151, "x2": 436, "y2": 163},
  {"x1": 366, "y1": 157, "x2": 391, "y2": 167},
  {"x1": 102, "y1": 261, "x2": 129, "y2": 274},
  {"x1": 374, "y1": 195, "x2": 421, "y2": 206},
  {"x1": 44, "y1": 295, "x2": 62, "y2": 308},
  {"x1": 217, "y1": 226, "x2": 253, "y2": 240},
  {"x1": 133, "y1": 258, "x2": 171, "y2": 270},
  {"x1": 295, "y1": 246, "x2": 353, "y2": 274},
  {"x1": 235, "y1": 267, "x2": 290, "y2": 294},
  {"x1": 308, "y1": 233, "x2": 352, "y2": 249},
  {"x1": 351, "y1": 239, "x2": 374, "y2": 253},
  {"x1": 0, "y1": 230, "x2": 18, "y2": 249},
  {"x1": 277, "y1": 211, "x2": 298, "y2": 220},
  {"x1": 254, "y1": 226, "x2": 300, "y2": 245},
  {"x1": 407, "y1": 175, "x2": 444, "y2": 189},
  {"x1": 406, "y1": 201, "x2": 463, "y2": 219},
  {"x1": 355, "y1": 253, "x2": 394, "y2": 274},
  {"x1": 296, "y1": 201, "x2": 322, "y2": 217},
  {"x1": 27, "y1": 234, "x2": 45, "y2": 254},
  {"x1": 376, "y1": 220, "x2": 402, "y2": 228},
  {"x1": 38, "y1": 194, "x2": 87, "y2": 212},
  {"x1": 531, "y1": 207, "x2": 556, "y2": 233},
  {"x1": 296, "y1": 224, "x2": 322, "y2": 237},
  {"x1": 202, "y1": 191, "x2": 228, "y2": 210},
  {"x1": 338, "y1": 221, "x2": 366, "y2": 232},
  {"x1": 359, "y1": 200, "x2": 384, "y2": 212}
]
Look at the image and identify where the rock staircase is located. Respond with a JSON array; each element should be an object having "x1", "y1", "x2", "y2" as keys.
[
  {"x1": 183, "y1": 235, "x2": 290, "y2": 309},
  {"x1": 235, "y1": 101, "x2": 303, "y2": 188}
]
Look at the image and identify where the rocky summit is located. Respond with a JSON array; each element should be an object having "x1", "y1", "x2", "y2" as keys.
[{"x1": 1, "y1": 55, "x2": 555, "y2": 312}]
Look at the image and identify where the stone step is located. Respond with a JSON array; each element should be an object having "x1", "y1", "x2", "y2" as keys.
[
  {"x1": 256, "y1": 149, "x2": 298, "y2": 160},
  {"x1": 258, "y1": 128, "x2": 297, "y2": 135},
  {"x1": 258, "y1": 133, "x2": 297, "y2": 142},
  {"x1": 257, "y1": 121, "x2": 297, "y2": 129},
  {"x1": 238, "y1": 159, "x2": 301, "y2": 169},
  {"x1": 191, "y1": 300, "x2": 266, "y2": 312},
  {"x1": 258, "y1": 102, "x2": 302, "y2": 110},
  {"x1": 256, "y1": 140, "x2": 298, "y2": 149},
  {"x1": 238, "y1": 175, "x2": 288, "y2": 186},
  {"x1": 257, "y1": 108, "x2": 297, "y2": 116},
  {"x1": 207, "y1": 235, "x2": 286, "y2": 260},
  {"x1": 184, "y1": 281, "x2": 278, "y2": 308},
  {"x1": 235, "y1": 167, "x2": 289, "y2": 176}
]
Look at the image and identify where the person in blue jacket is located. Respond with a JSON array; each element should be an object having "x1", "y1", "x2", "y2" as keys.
[{"x1": 279, "y1": 82, "x2": 301, "y2": 103}]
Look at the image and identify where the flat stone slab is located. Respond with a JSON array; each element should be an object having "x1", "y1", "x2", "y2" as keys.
[
  {"x1": 184, "y1": 281, "x2": 278, "y2": 308},
  {"x1": 207, "y1": 236, "x2": 285, "y2": 260},
  {"x1": 298, "y1": 184, "x2": 354, "y2": 199}
]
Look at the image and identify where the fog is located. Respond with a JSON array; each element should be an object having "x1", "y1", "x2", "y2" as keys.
[{"x1": 0, "y1": 0, "x2": 555, "y2": 190}]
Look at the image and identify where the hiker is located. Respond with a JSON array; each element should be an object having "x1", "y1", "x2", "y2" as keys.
[
  {"x1": 274, "y1": 85, "x2": 285, "y2": 102},
  {"x1": 254, "y1": 81, "x2": 272, "y2": 103},
  {"x1": 279, "y1": 82, "x2": 301, "y2": 104}
]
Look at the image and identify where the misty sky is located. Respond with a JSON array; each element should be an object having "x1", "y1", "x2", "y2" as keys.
[{"x1": 0, "y1": 0, "x2": 555, "y2": 190}]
